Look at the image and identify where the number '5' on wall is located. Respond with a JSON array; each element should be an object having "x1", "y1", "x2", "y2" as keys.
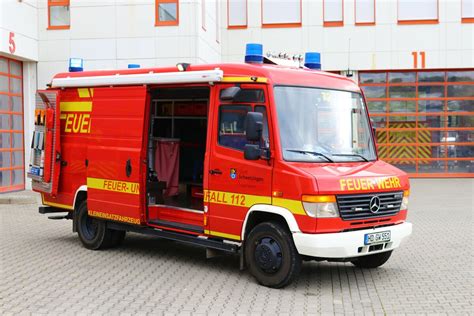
[
  {"x1": 9, "y1": 32, "x2": 16, "y2": 54},
  {"x1": 412, "y1": 51, "x2": 426, "y2": 69}
]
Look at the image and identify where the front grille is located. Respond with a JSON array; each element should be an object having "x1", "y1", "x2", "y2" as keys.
[{"x1": 337, "y1": 191, "x2": 403, "y2": 220}]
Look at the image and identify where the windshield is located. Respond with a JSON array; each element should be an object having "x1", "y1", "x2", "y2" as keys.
[{"x1": 274, "y1": 86, "x2": 377, "y2": 163}]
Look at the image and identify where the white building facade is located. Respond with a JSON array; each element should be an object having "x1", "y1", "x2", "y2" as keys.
[{"x1": 0, "y1": 0, "x2": 473, "y2": 191}]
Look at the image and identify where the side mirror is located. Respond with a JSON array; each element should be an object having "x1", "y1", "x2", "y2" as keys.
[
  {"x1": 245, "y1": 112, "x2": 263, "y2": 141},
  {"x1": 244, "y1": 144, "x2": 261, "y2": 160},
  {"x1": 220, "y1": 87, "x2": 241, "y2": 101}
]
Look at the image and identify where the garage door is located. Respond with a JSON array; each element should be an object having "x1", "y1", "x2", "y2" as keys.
[
  {"x1": 0, "y1": 57, "x2": 24, "y2": 192},
  {"x1": 360, "y1": 70, "x2": 474, "y2": 177}
]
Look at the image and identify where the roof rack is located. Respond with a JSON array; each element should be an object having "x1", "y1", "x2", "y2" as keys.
[{"x1": 51, "y1": 69, "x2": 224, "y2": 88}]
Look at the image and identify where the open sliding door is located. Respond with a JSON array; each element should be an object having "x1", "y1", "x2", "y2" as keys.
[{"x1": 86, "y1": 86, "x2": 148, "y2": 225}]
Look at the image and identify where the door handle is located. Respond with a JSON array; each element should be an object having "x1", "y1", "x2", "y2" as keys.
[
  {"x1": 209, "y1": 169, "x2": 222, "y2": 175},
  {"x1": 126, "y1": 159, "x2": 132, "y2": 177}
]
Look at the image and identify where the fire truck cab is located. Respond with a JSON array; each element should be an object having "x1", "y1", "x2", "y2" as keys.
[{"x1": 29, "y1": 47, "x2": 412, "y2": 288}]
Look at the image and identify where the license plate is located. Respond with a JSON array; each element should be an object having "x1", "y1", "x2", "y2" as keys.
[
  {"x1": 364, "y1": 231, "x2": 391, "y2": 245},
  {"x1": 29, "y1": 166, "x2": 40, "y2": 176}
]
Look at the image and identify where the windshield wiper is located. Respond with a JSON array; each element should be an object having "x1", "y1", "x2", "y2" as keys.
[
  {"x1": 332, "y1": 153, "x2": 369, "y2": 162},
  {"x1": 285, "y1": 149, "x2": 334, "y2": 163}
]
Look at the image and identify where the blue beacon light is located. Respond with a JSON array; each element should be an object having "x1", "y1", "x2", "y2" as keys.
[
  {"x1": 69, "y1": 58, "x2": 84, "y2": 72},
  {"x1": 304, "y1": 52, "x2": 321, "y2": 70},
  {"x1": 245, "y1": 43, "x2": 264, "y2": 63},
  {"x1": 128, "y1": 64, "x2": 140, "y2": 69}
]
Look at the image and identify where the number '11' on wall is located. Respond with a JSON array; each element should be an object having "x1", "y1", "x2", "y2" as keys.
[{"x1": 412, "y1": 51, "x2": 426, "y2": 69}]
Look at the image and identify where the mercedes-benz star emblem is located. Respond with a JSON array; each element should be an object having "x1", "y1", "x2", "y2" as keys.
[{"x1": 369, "y1": 196, "x2": 381, "y2": 213}]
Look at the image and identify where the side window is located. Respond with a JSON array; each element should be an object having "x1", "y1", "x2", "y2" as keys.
[
  {"x1": 219, "y1": 105, "x2": 251, "y2": 151},
  {"x1": 218, "y1": 104, "x2": 270, "y2": 152}
]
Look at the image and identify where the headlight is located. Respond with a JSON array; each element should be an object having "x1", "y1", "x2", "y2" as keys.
[
  {"x1": 302, "y1": 195, "x2": 339, "y2": 218},
  {"x1": 401, "y1": 190, "x2": 409, "y2": 210}
]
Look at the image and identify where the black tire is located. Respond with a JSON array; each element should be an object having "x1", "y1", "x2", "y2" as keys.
[
  {"x1": 351, "y1": 251, "x2": 393, "y2": 268},
  {"x1": 76, "y1": 201, "x2": 125, "y2": 250},
  {"x1": 245, "y1": 222, "x2": 302, "y2": 288}
]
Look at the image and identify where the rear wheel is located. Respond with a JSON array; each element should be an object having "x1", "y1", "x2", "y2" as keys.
[
  {"x1": 245, "y1": 222, "x2": 301, "y2": 288},
  {"x1": 76, "y1": 201, "x2": 125, "y2": 250},
  {"x1": 351, "y1": 251, "x2": 392, "y2": 268}
]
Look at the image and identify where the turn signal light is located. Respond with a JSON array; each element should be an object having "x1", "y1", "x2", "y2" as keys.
[
  {"x1": 301, "y1": 195, "x2": 339, "y2": 218},
  {"x1": 302, "y1": 195, "x2": 336, "y2": 203}
]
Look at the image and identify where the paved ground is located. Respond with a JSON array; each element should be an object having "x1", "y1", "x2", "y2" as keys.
[{"x1": 0, "y1": 179, "x2": 473, "y2": 315}]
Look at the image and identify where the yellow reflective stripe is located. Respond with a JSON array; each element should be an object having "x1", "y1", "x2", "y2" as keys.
[
  {"x1": 204, "y1": 229, "x2": 240, "y2": 241},
  {"x1": 88, "y1": 210, "x2": 140, "y2": 225},
  {"x1": 87, "y1": 177, "x2": 140, "y2": 195},
  {"x1": 43, "y1": 200, "x2": 74, "y2": 210},
  {"x1": 60, "y1": 102, "x2": 92, "y2": 112},
  {"x1": 42, "y1": 193, "x2": 73, "y2": 210},
  {"x1": 203, "y1": 189, "x2": 306, "y2": 215},
  {"x1": 77, "y1": 88, "x2": 90, "y2": 98},
  {"x1": 90, "y1": 88, "x2": 94, "y2": 97},
  {"x1": 203, "y1": 189, "x2": 271, "y2": 208},
  {"x1": 222, "y1": 76, "x2": 268, "y2": 83},
  {"x1": 272, "y1": 197, "x2": 306, "y2": 216}
]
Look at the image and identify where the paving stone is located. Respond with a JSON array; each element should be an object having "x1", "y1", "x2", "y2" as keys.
[{"x1": 0, "y1": 180, "x2": 472, "y2": 314}]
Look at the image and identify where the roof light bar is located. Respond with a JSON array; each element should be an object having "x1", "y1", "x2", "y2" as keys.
[
  {"x1": 69, "y1": 58, "x2": 84, "y2": 72},
  {"x1": 245, "y1": 43, "x2": 264, "y2": 64},
  {"x1": 304, "y1": 52, "x2": 321, "y2": 70},
  {"x1": 51, "y1": 69, "x2": 224, "y2": 88}
]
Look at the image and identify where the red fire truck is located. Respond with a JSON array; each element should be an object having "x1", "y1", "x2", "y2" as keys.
[{"x1": 29, "y1": 47, "x2": 412, "y2": 288}]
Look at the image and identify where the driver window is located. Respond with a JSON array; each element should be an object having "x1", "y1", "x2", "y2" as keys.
[
  {"x1": 219, "y1": 105, "x2": 251, "y2": 151},
  {"x1": 218, "y1": 104, "x2": 269, "y2": 151}
]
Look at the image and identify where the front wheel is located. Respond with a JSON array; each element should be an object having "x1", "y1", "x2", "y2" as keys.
[
  {"x1": 76, "y1": 201, "x2": 125, "y2": 250},
  {"x1": 351, "y1": 251, "x2": 392, "y2": 268},
  {"x1": 245, "y1": 222, "x2": 302, "y2": 288}
]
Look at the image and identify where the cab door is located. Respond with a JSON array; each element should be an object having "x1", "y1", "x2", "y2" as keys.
[
  {"x1": 86, "y1": 86, "x2": 148, "y2": 225},
  {"x1": 206, "y1": 84, "x2": 273, "y2": 240}
]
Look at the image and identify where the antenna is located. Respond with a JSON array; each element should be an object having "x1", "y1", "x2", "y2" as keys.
[{"x1": 346, "y1": 38, "x2": 353, "y2": 77}]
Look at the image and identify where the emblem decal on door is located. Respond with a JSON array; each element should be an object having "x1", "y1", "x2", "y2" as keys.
[{"x1": 230, "y1": 168, "x2": 237, "y2": 179}]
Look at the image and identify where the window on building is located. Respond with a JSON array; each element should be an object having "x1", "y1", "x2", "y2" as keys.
[
  {"x1": 355, "y1": 0, "x2": 375, "y2": 25},
  {"x1": 360, "y1": 70, "x2": 474, "y2": 177},
  {"x1": 462, "y1": 0, "x2": 474, "y2": 23},
  {"x1": 324, "y1": 0, "x2": 344, "y2": 27},
  {"x1": 156, "y1": 0, "x2": 179, "y2": 26},
  {"x1": 398, "y1": 0, "x2": 438, "y2": 24},
  {"x1": 0, "y1": 57, "x2": 25, "y2": 192},
  {"x1": 48, "y1": 0, "x2": 70, "y2": 30},
  {"x1": 228, "y1": 0, "x2": 247, "y2": 29},
  {"x1": 262, "y1": 0, "x2": 302, "y2": 28}
]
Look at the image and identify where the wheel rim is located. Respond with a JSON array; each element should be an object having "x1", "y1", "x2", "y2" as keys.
[
  {"x1": 81, "y1": 214, "x2": 98, "y2": 240},
  {"x1": 254, "y1": 237, "x2": 283, "y2": 274}
]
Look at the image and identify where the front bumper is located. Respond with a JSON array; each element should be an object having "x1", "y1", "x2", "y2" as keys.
[{"x1": 293, "y1": 222, "x2": 412, "y2": 259}]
